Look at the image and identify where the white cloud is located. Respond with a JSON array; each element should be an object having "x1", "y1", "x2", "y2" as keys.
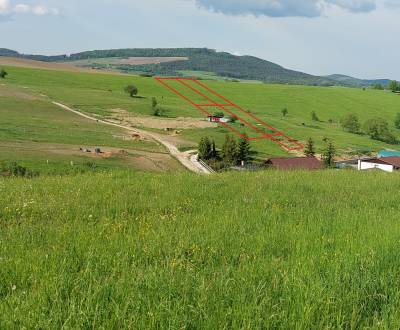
[
  {"x1": 0, "y1": 0, "x2": 11, "y2": 14},
  {"x1": 0, "y1": 0, "x2": 59, "y2": 18},
  {"x1": 194, "y1": 0, "x2": 398, "y2": 17}
]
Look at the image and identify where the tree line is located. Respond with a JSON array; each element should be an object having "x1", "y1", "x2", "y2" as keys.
[{"x1": 340, "y1": 113, "x2": 399, "y2": 144}]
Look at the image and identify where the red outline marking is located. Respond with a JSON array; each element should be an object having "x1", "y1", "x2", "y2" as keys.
[{"x1": 156, "y1": 77, "x2": 304, "y2": 151}]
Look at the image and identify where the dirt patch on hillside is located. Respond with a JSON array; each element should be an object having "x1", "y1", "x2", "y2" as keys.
[
  {"x1": 0, "y1": 141, "x2": 183, "y2": 172},
  {"x1": 0, "y1": 84, "x2": 44, "y2": 101},
  {"x1": 0, "y1": 57, "x2": 123, "y2": 75},
  {"x1": 118, "y1": 57, "x2": 188, "y2": 65},
  {"x1": 108, "y1": 109, "x2": 216, "y2": 130}
]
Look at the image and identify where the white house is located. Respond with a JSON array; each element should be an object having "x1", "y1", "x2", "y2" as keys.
[{"x1": 358, "y1": 157, "x2": 400, "y2": 173}]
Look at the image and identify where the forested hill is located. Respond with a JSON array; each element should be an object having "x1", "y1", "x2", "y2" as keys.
[{"x1": 0, "y1": 48, "x2": 390, "y2": 87}]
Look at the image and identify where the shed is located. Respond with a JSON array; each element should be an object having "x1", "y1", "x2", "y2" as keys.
[{"x1": 265, "y1": 157, "x2": 323, "y2": 170}]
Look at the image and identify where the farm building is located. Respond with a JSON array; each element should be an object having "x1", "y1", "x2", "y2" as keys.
[
  {"x1": 207, "y1": 116, "x2": 231, "y2": 123},
  {"x1": 265, "y1": 157, "x2": 323, "y2": 170},
  {"x1": 336, "y1": 157, "x2": 374, "y2": 169},
  {"x1": 358, "y1": 157, "x2": 400, "y2": 172},
  {"x1": 378, "y1": 150, "x2": 400, "y2": 158}
]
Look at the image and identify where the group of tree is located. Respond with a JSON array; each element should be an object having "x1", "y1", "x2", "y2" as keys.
[
  {"x1": 0, "y1": 69, "x2": 7, "y2": 79},
  {"x1": 340, "y1": 113, "x2": 398, "y2": 144},
  {"x1": 198, "y1": 134, "x2": 252, "y2": 168},
  {"x1": 389, "y1": 80, "x2": 400, "y2": 92},
  {"x1": 304, "y1": 137, "x2": 336, "y2": 168}
]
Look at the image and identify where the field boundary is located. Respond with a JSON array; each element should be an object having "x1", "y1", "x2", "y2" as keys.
[{"x1": 156, "y1": 77, "x2": 304, "y2": 151}]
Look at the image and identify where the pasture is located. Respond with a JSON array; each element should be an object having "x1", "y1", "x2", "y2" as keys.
[
  {"x1": 2, "y1": 64, "x2": 400, "y2": 158},
  {"x1": 1, "y1": 170, "x2": 400, "y2": 328}
]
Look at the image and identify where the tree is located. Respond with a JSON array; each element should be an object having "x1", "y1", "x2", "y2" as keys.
[
  {"x1": 322, "y1": 140, "x2": 336, "y2": 168},
  {"x1": 221, "y1": 135, "x2": 238, "y2": 165},
  {"x1": 237, "y1": 134, "x2": 251, "y2": 164},
  {"x1": 395, "y1": 113, "x2": 400, "y2": 130},
  {"x1": 304, "y1": 137, "x2": 315, "y2": 157},
  {"x1": 340, "y1": 113, "x2": 360, "y2": 134},
  {"x1": 388, "y1": 80, "x2": 399, "y2": 92},
  {"x1": 364, "y1": 117, "x2": 397, "y2": 144},
  {"x1": 0, "y1": 69, "x2": 7, "y2": 79},
  {"x1": 198, "y1": 137, "x2": 212, "y2": 161},
  {"x1": 124, "y1": 85, "x2": 138, "y2": 97},
  {"x1": 281, "y1": 108, "x2": 288, "y2": 117},
  {"x1": 311, "y1": 111, "x2": 319, "y2": 122}
]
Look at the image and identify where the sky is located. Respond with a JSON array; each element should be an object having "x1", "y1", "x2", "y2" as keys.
[{"x1": 1, "y1": 0, "x2": 400, "y2": 79}]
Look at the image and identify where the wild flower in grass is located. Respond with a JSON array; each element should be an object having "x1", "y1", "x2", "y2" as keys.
[{"x1": 11, "y1": 285, "x2": 16, "y2": 291}]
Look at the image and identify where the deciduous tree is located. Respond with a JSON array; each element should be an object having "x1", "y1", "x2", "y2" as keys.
[{"x1": 124, "y1": 85, "x2": 138, "y2": 97}]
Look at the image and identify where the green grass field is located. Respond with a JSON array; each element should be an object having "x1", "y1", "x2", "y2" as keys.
[
  {"x1": 1, "y1": 170, "x2": 400, "y2": 328},
  {"x1": 2, "y1": 65, "x2": 400, "y2": 158}
]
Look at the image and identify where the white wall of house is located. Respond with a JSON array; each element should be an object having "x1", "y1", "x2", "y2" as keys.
[{"x1": 358, "y1": 160, "x2": 394, "y2": 173}]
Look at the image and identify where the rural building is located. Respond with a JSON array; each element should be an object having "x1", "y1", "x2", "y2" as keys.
[
  {"x1": 265, "y1": 157, "x2": 323, "y2": 170},
  {"x1": 207, "y1": 116, "x2": 230, "y2": 123},
  {"x1": 378, "y1": 150, "x2": 400, "y2": 158},
  {"x1": 336, "y1": 157, "x2": 374, "y2": 169},
  {"x1": 358, "y1": 157, "x2": 400, "y2": 172}
]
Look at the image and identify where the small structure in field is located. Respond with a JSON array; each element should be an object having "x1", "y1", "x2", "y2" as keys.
[
  {"x1": 207, "y1": 116, "x2": 231, "y2": 123},
  {"x1": 357, "y1": 157, "x2": 400, "y2": 173},
  {"x1": 265, "y1": 156, "x2": 323, "y2": 170}
]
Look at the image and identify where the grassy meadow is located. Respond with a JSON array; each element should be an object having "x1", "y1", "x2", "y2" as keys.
[
  {"x1": 0, "y1": 83, "x2": 182, "y2": 174},
  {"x1": 2, "y1": 65, "x2": 400, "y2": 158},
  {"x1": 1, "y1": 170, "x2": 400, "y2": 328}
]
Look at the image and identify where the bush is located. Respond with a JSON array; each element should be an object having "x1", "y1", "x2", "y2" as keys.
[
  {"x1": 0, "y1": 69, "x2": 7, "y2": 79},
  {"x1": 395, "y1": 113, "x2": 400, "y2": 130},
  {"x1": 0, "y1": 162, "x2": 38, "y2": 178}
]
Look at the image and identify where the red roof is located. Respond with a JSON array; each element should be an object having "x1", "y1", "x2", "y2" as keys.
[
  {"x1": 368, "y1": 157, "x2": 400, "y2": 168},
  {"x1": 266, "y1": 157, "x2": 323, "y2": 170}
]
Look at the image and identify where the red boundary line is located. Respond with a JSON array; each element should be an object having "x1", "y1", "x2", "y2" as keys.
[{"x1": 155, "y1": 77, "x2": 304, "y2": 151}]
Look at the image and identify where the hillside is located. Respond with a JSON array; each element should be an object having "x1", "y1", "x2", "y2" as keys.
[
  {"x1": 0, "y1": 77, "x2": 183, "y2": 174},
  {"x1": 0, "y1": 48, "x2": 366, "y2": 86},
  {"x1": 326, "y1": 74, "x2": 391, "y2": 87},
  {"x1": 1, "y1": 62, "x2": 399, "y2": 166}
]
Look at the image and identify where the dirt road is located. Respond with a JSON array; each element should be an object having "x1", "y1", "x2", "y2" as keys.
[{"x1": 52, "y1": 102, "x2": 212, "y2": 174}]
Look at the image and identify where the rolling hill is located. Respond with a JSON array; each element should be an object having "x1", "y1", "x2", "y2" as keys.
[{"x1": 1, "y1": 47, "x2": 392, "y2": 87}]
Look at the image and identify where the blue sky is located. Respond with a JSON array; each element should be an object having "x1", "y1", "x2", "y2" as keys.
[{"x1": 1, "y1": 0, "x2": 400, "y2": 79}]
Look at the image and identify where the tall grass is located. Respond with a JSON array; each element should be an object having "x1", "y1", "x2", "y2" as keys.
[{"x1": 1, "y1": 170, "x2": 400, "y2": 328}]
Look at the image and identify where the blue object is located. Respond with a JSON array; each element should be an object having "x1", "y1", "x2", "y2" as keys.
[{"x1": 378, "y1": 150, "x2": 400, "y2": 158}]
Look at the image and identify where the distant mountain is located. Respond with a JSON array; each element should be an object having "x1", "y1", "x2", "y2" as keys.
[
  {"x1": 325, "y1": 74, "x2": 391, "y2": 87},
  {"x1": 0, "y1": 48, "x2": 392, "y2": 87}
]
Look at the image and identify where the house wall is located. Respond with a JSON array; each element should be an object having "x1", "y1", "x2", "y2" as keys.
[{"x1": 359, "y1": 161, "x2": 394, "y2": 173}]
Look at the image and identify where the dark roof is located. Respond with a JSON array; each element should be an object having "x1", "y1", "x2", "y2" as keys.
[
  {"x1": 266, "y1": 157, "x2": 323, "y2": 170},
  {"x1": 365, "y1": 157, "x2": 400, "y2": 168}
]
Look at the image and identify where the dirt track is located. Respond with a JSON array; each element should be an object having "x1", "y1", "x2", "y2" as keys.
[{"x1": 52, "y1": 102, "x2": 212, "y2": 174}]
